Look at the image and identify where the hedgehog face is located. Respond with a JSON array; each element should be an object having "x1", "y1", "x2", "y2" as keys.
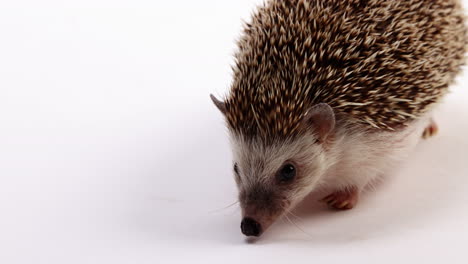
[
  {"x1": 228, "y1": 104, "x2": 336, "y2": 237},
  {"x1": 211, "y1": 94, "x2": 336, "y2": 237}
]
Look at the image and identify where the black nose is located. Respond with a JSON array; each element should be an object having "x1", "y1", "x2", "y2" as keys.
[{"x1": 241, "y1": 217, "x2": 262, "y2": 237}]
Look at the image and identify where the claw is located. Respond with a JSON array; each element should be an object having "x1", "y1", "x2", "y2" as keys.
[
  {"x1": 320, "y1": 187, "x2": 359, "y2": 210},
  {"x1": 338, "y1": 201, "x2": 349, "y2": 209}
]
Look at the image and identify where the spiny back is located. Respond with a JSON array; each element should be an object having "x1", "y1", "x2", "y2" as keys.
[{"x1": 224, "y1": 0, "x2": 466, "y2": 141}]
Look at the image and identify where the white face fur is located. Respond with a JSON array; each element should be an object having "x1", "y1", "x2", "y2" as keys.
[{"x1": 231, "y1": 130, "x2": 332, "y2": 233}]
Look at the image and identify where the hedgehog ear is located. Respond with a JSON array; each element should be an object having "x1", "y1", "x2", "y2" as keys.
[
  {"x1": 210, "y1": 94, "x2": 227, "y2": 115},
  {"x1": 303, "y1": 103, "x2": 335, "y2": 142}
]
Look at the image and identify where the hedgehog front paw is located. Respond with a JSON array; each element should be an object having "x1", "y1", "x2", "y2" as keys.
[
  {"x1": 422, "y1": 119, "x2": 438, "y2": 139},
  {"x1": 320, "y1": 187, "x2": 359, "y2": 210}
]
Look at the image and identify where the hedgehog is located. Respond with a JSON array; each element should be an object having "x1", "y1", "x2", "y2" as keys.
[{"x1": 210, "y1": 0, "x2": 467, "y2": 237}]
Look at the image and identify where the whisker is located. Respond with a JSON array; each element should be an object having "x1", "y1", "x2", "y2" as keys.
[
  {"x1": 283, "y1": 210, "x2": 314, "y2": 238},
  {"x1": 208, "y1": 201, "x2": 239, "y2": 214},
  {"x1": 280, "y1": 205, "x2": 303, "y2": 221},
  {"x1": 285, "y1": 209, "x2": 304, "y2": 221}
]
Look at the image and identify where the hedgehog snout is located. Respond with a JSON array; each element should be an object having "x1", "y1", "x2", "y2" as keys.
[{"x1": 241, "y1": 217, "x2": 262, "y2": 237}]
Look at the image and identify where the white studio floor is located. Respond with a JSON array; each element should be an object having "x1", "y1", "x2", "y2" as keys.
[{"x1": 0, "y1": 1, "x2": 468, "y2": 263}]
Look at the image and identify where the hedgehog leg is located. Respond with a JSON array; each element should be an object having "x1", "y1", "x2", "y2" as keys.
[
  {"x1": 422, "y1": 118, "x2": 438, "y2": 139},
  {"x1": 320, "y1": 186, "x2": 359, "y2": 210}
]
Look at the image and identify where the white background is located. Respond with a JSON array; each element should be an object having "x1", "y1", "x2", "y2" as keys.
[{"x1": 0, "y1": 1, "x2": 467, "y2": 263}]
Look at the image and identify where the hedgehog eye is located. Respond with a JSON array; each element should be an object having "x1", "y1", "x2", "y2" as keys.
[{"x1": 277, "y1": 164, "x2": 296, "y2": 183}]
